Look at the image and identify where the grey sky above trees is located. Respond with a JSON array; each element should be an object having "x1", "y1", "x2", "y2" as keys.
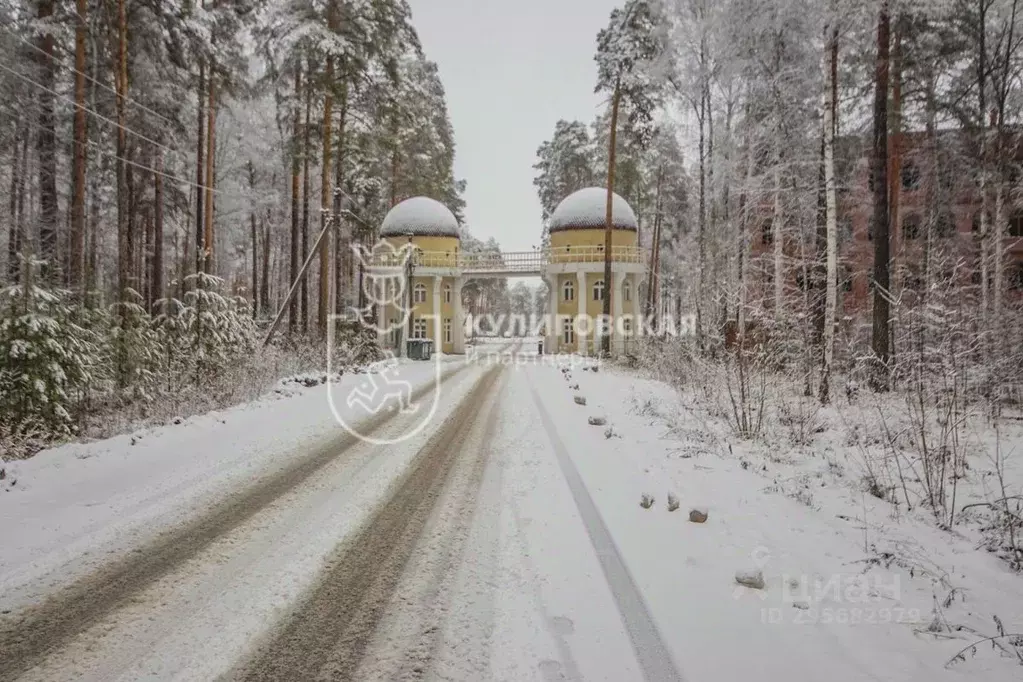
[{"x1": 407, "y1": 0, "x2": 625, "y2": 253}]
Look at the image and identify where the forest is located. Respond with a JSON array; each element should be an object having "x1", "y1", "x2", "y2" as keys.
[
  {"x1": 532, "y1": 0, "x2": 1023, "y2": 564},
  {"x1": 536, "y1": 0, "x2": 1023, "y2": 403},
  {"x1": 0, "y1": 0, "x2": 476, "y2": 454}
]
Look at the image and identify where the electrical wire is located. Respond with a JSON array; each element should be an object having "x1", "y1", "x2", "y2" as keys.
[
  {"x1": 0, "y1": 24, "x2": 180, "y2": 129},
  {"x1": 0, "y1": 60, "x2": 186, "y2": 164},
  {"x1": 0, "y1": 100, "x2": 255, "y2": 202}
]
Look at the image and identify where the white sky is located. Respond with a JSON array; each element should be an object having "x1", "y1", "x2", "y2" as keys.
[{"x1": 406, "y1": 0, "x2": 622, "y2": 254}]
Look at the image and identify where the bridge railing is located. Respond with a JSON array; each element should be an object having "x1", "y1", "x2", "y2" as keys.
[
  {"x1": 544, "y1": 245, "x2": 645, "y2": 264},
  {"x1": 366, "y1": 245, "x2": 646, "y2": 271}
]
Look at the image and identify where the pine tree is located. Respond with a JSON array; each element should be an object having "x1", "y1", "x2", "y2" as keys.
[{"x1": 0, "y1": 257, "x2": 96, "y2": 439}]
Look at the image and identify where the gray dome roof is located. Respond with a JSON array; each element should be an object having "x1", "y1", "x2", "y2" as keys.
[
  {"x1": 549, "y1": 187, "x2": 638, "y2": 232},
  {"x1": 380, "y1": 197, "x2": 460, "y2": 238}
]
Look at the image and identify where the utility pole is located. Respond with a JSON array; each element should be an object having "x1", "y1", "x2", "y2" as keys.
[
  {"x1": 263, "y1": 214, "x2": 334, "y2": 347},
  {"x1": 400, "y1": 234, "x2": 415, "y2": 358}
]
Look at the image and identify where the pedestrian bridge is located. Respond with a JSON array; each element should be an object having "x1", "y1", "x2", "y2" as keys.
[{"x1": 370, "y1": 245, "x2": 646, "y2": 278}]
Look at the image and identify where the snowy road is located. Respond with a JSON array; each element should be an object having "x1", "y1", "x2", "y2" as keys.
[
  {"x1": 2, "y1": 344, "x2": 1020, "y2": 681},
  {"x1": 0, "y1": 346, "x2": 672, "y2": 682}
]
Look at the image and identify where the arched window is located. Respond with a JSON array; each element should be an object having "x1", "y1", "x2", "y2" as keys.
[
  {"x1": 935, "y1": 211, "x2": 956, "y2": 238},
  {"x1": 1011, "y1": 209, "x2": 1023, "y2": 237},
  {"x1": 413, "y1": 283, "x2": 427, "y2": 304},
  {"x1": 623, "y1": 279, "x2": 632, "y2": 302},
  {"x1": 443, "y1": 283, "x2": 452, "y2": 304},
  {"x1": 592, "y1": 279, "x2": 605, "y2": 301},
  {"x1": 901, "y1": 162, "x2": 921, "y2": 190},
  {"x1": 562, "y1": 279, "x2": 574, "y2": 302},
  {"x1": 902, "y1": 214, "x2": 921, "y2": 240}
]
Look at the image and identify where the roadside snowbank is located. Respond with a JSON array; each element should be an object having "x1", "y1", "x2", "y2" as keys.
[
  {"x1": 527, "y1": 358, "x2": 1023, "y2": 680},
  {"x1": 0, "y1": 358, "x2": 454, "y2": 611}
]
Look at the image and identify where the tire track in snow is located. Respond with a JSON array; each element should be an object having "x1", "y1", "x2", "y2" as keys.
[
  {"x1": 350, "y1": 368, "x2": 505, "y2": 681},
  {"x1": 224, "y1": 366, "x2": 505, "y2": 682},
  {"x1": 526, "y1": 376, "x2": 686, "y2": 682},
  {"x1": 0, "y1": 362, "x2": 468, "y2": 682}
]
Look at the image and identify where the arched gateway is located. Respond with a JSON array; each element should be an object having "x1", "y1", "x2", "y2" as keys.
[{"x1": 369, "y1": 189, "x2": 646, "y2": 357}]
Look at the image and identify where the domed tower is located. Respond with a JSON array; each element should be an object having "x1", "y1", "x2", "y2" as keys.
[
  {"x1": 376, "y1": 197, "x2": 464, "y2": 355},
  {"x1": 542, "y1": 188, "x2": 644, "y2": 356}
]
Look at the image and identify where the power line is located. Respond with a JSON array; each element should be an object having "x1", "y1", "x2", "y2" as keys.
[
  {"x1": 0, "y1": 61, "x2": 187, "y2": 166},
  {"x1": 1, "y1": 27, "x2": 381, "y2": 231},
  {"x1": 0, "y1": 100, "x2": 255, "y2": 203},
  {"x1": 0, "y1": 24, "x2": 179, "y2": 129}
]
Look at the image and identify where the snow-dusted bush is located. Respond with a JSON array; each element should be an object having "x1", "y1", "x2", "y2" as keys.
[
  {"x1": 0, "y1": 258, "x2": 98, "y2": 443},
  {"x1": 108, "y1": 289, "x2": 163, "y2": 402},
  {"x1": 154, "y1": 272, "x2": 257, "y2": 391}
]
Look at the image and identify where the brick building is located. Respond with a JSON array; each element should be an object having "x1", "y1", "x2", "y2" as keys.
[{"x1": 749, "y1": 129, "x2": 1023, "y2": 313}]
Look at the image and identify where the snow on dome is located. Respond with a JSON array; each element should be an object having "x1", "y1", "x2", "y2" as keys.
[
  {"x1": 548, "y1": 187, "x2": 638, "y2": 232},
  {"x1": 380, "y1": 197, "x2": 460, "y2": 238}
]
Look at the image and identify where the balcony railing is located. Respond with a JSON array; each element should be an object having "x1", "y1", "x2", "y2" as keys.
[{"x1": 367, "y1": 245, "x2": 646, "y2": 272}]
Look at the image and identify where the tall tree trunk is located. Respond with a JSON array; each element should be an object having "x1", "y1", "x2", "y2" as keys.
[
  {"x1": 87, "y1": 150, "x2": 102, "y2": 300},
  {"x1": 869, "y1": 0, "x2": 892, "y2": 392},
  {"x1": 389, "y1": 110, "x2": 400, "y2": 207},
  {"x1": 696, "y1": 77, "x2": 707, "y2": 345},
  {"x1": 152, "y1": 152, "x2": 164, "y2": 309},
  {"x1": 249, "y1": 160, "x2": 258, "y2": 317},
  {"x1": 319, "y1": 56, "x2": 335, "y2": 334},
  {"x1": 195, "y1": 60, "x2": 206, "y2": 276},
  {"x1": 977, "y1": 0, "x2": 990, "y2": 359},
  {"x1": 888, "y1": 24, "x2": 903, "y2": 360},
  {"x1": 70, "y1": 0, "x2": 88, "y2": 294},
  {"x1": 771, "y1": 153, "x2": 784, "y2": 320},
  {"x1": 646, "y1": 165, "x2": 664, "y2": 319},
  {"x1": 289, "y1": 66, "x2": 301, "y2": 333},
  {"x1": 333, "y1": 79, "x2": 348, "y2": 315},
  {"x1": 36, "y1": 0, "x2": 58, "y2": 284},
  {"x1": 203, "y1": 72, "x2": 216, "y2": 274},
  {"x1": 115, "y1": 0, "x2": 130, "y2": 305},
  {"x1": 301, "y1": 60, "x2": 312, "y2": 332},
  {"x1": 993, "y1": 0, "x2": 1019, "y2": 341},
  {"x1": 821, "y1": 25, "x2": 839, "y2": 405},
  {"x1": 7, "y1": 120, "x2": 23, "y2": 283},
  {"x1": 143, "y1": 208, "x2": 153, "y2": 306},
  {"x1": 262, "y1": 206, "x2": 271, "y2": 315},
  {"x1": 128, "y1": 161, "x2": 139, "y2": 292},
  {"x1": 602, "y1": 75, "x2": 621, "y2": 357}
]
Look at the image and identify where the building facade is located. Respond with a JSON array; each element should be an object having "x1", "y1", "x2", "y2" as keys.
[
  {"x1": 542, "y1": 188, "x2": 645, "y2": 355},
  {"x1": 375, "y1": 197, "x2": 465, "y2": 356},
  {"x1": 369, "y1": 189, "x2": 648, "y2": 357},
  {"x1": 747, "y1": 130, "x2": 1023, "y2": 314}
]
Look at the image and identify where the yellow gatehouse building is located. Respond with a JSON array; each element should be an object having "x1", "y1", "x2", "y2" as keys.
[
  {"x1": 542, "y1": 187, "x2": 645, "y2": 356},
  {"x1": 376, "y1": 196, "x2": 465, "y2": 356},
  {"x1": 369, "y1": 189, "x2": 646, "y2": 357}
]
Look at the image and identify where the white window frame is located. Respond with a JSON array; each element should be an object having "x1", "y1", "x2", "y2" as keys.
[
  {"x1": 562, "y1": 279, "x2": 574, "y2": 302},
  {"x1": 592, "y1": 279, "x2": 604, "y2": 301},
  {"x1": 623, "y1": 279, "x2": 631, "y2": 302},
  {"x1": 413, "y1": 283, "x2": 427, "y2": 304},
  {"x1": 562, "y1": 318, "x2": 575, "y2": 345},
  {"x1": 412, "y1": 319, "x2": 427, "y2": 339},
  {"x1": 444, "y1": 284, "x2": 452, "y2": 304},
  {"x1": 444, "y1": 318, "x2": 452, "y2": 344}
]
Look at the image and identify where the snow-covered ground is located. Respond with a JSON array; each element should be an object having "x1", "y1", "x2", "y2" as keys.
[
  {"x1": 0, "y1": 353, "x2": 461, "y2": 612},
  {"x1": 511, "y1": 356, "x2": 1023, "y2": 680},
  {"x1": 2, "y1": 344, "x2": 1021, "y2": 681}
]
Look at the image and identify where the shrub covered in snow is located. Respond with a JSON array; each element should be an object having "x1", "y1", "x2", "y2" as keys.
[
  {"x1": 154, "y1": 272, "x2": 257, "y2": 391},
  {"x1": 0, "y1": 258, "x2": 97, "y2": 442}
]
